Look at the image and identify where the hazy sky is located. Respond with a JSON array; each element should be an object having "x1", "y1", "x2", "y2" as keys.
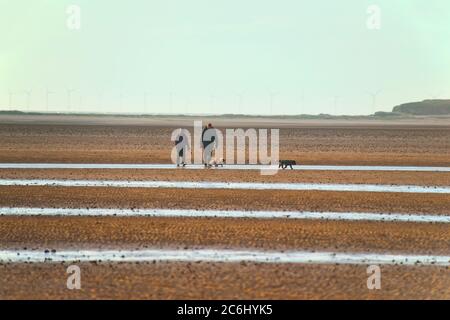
[{"x1": 1, "y1": 0, "x2": 449, "y2": 115}]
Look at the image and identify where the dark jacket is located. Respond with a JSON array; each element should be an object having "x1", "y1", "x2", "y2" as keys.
[
  {"x1": 175, "y1": 134, "x2": 185, "y2": 156},
  {"x1": 202, "y1": 126, "x2": 212, "y2": 148},
  {"x1": 202, "y1": 127, "x2": 217, "y2": 148}
]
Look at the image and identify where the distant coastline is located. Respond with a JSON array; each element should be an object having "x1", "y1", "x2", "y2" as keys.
[{"x1": 0, "y1": 99, "x2": 449, "y2": 120}]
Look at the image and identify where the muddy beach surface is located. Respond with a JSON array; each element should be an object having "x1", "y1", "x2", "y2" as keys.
[
  {"x1": 0, "y1": 116, "x2": 449, "y2": 299},
  {"x1": 0, "y1": 216, "x2": 449, "y2": 254},
  {"x1": 1, "y1": 186, "x2": 449, "y2": 214},
  {"x1": 0, "y1": 121, "x2": 449, "y2": 166},
  {"x1": 0, "y1": 169, "x2": 449, "y2": 186},
  {"x1": 0, "y1": 262, "x2": 448, "y2": 300}
]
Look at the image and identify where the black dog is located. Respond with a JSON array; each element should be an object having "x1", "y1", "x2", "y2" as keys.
[{"x1": 279, "y1": 160, "x2": 297, "y2": 170}]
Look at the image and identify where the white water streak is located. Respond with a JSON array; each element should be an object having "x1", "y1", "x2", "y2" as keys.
[
  {"x1": 0, "y1": 179, "x2": 449, "y2": 194},
  {"x1": 0, "y1": 207, "x2": 448, "y2": 223},
  {"x1": 1, "y1": 163, "x2": 450, "y2": 172},
  {"x1": 1, "y1": 249, "x2": 449, "y2": 266}
]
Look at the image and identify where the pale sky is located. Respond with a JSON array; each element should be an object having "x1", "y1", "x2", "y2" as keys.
[{"x1": 1, "y1": 0, "x2": 449, "y2": 115}]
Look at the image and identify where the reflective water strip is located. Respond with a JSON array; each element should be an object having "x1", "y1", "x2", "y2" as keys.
[
  {"x1": 0, "y1": 179, "x2": 449, "y2": 194},
  {"x1": 1, "y1": 163, "x2": 450, "y2": 172},
  {"x1": 0, "y1": 207, "x2": 449, "y2": 223},
  {"x1": 1, "y1": 249, "x2": 449, "y2": 266}
]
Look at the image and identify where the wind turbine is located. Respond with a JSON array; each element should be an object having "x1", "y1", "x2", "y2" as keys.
[
  {"x1": 79, "y1": 94, "x2": 84, "y2": 112},
  {"x1": 236, "y1": 93, "x2": 244, "y2": 115},
  {"x1": 428, "y1": 90, "x2": 442, "y2": 99},
  {"x1": 185, "y1": 97, "x2": 190, "y2": 114},
  {"x1": 169, "y1": 92, "x2": 175, "y2": 114},
  {"x1": 332, "y1": 95, "x2": 340, "y2": 115},
  {"x1": 66, "y1": 88, "x2": 76, "y2": 112},
  {"x1": 8, "y1": 90, "x2": 13, "y2": 110},
  {"x1": 269, "y1": 92, "x2": 277, "y2": 115},
  {"x1": 144, "y1": 91, "x2": 150, "y2": 114},
  {"x1": 46, "y1": 88, "x2": 55, "y2": 113},
  {"x1": 368, "y1": 90, "x2": 382, "y2": 115},
  {"x1": 96, "y1": 91, "x2": 104, "y2": 114},
  {"x1": 209, "y1": 94, "x2": 215, "y2": 112},
  {"x1": 119, "y1": 90, "x2": 126, "y2": 111},
  {"x1": 298, "y1": 92, "x2": 305, "y2": 115},
  {"x1": 24, "y1": 90, "x2": 32, "y2": 111}
]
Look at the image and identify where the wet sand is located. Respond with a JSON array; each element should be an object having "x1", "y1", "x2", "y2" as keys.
[
  {"x1": 0, "y1": 262, "x2": 448, "y2": 300},
  {"x1": 0, "y1": 169, "x2": 449, "y2": 186},
  {"x1": 0, "y1": 123, "x2": 449, "y2": 166},
  {"x1": 0, "y1": 216, "x2": 449, "y2": 254},
  {"x1": 0, "y1": 119, "x2": 449, "y2": 299},
  {"x1": 1, "y1": 186, "x2": 449, "y2": 214}
]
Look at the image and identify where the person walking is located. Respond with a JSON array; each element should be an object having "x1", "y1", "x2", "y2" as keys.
[
  {"x1": 201, "y1": 124, "x2": 208, "y2": 166},
  {"x1": 202, "y1": 123, "x2": 216, "y2": 167},
  {"x1": 175, "y1": 130, "x2": 188, "y2": 167}
]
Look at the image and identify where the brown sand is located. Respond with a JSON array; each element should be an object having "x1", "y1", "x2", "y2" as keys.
[
  {"x1": 1, "y1": 186, "x2": 449, "y2": 214},
  {"x1": 0, "y1": 124, "x2": 449, "y2": 166},
  {"x1": 0, "y1": 119, "x2": 449, "y2": 300},
  {"x1": 0, "y1": 262, "x2": 448, "y2": 300},
  {"x1": 0, "y1": 216, "x2": 449, "y2": 254},
  {"x1": 0, "y1": 169, "x2": 449, "y2": 186}
]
